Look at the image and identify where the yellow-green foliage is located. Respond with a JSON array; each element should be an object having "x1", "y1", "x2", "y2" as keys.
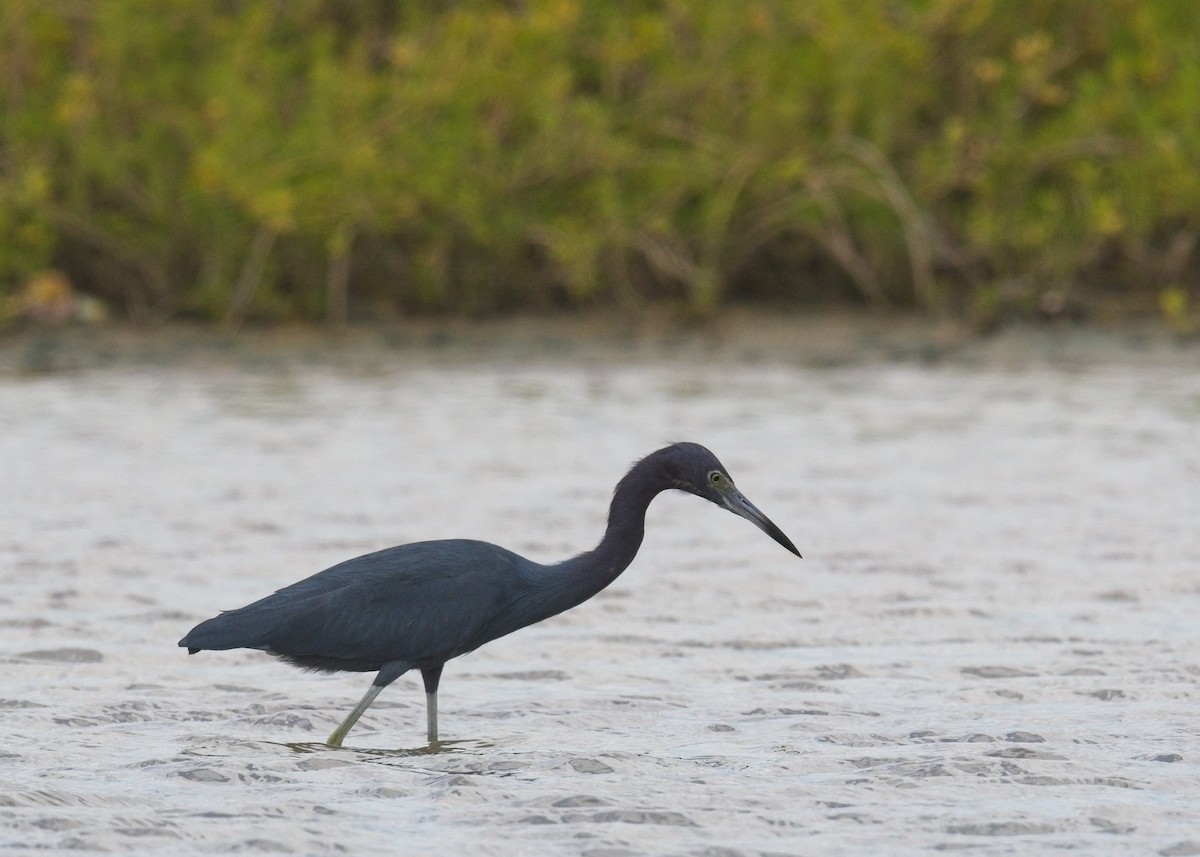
[{"x1": 1, "y1": 0, "x2": 1197, "y2": 321}]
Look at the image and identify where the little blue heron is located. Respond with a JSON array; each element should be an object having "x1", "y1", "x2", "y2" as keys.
[{"x1": 179, "y1": 442, "x2": 800, "y2": 746}]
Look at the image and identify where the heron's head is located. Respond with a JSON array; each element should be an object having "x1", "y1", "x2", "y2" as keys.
[{"x1": 658, "y1": 442, "x2": 801, "y2": 558}]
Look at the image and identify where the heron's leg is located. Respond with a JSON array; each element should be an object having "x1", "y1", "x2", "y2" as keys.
[
  {"x1": 326, "y1": 683, "x2": 383, "y2": 747},
  {"x1": 327, "y1": 662, "x2": 410, "y2": 747},
  {"x1": 421, "y1": 665, "x2": 444, "y2": 743}
]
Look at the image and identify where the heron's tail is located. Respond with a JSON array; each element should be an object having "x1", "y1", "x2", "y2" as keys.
[{"x1": 177, "y1": 606, "x2": 283, "y2": 653}]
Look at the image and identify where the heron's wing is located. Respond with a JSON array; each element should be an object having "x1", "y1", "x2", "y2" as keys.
[
  {"x1": 264, "y1": 560, "x2": 516, "y2": 665},
  {"x1": 194, "y1": 539, "x2": 528, "y2": 666}
]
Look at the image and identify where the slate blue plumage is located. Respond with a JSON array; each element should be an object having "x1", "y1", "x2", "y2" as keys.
[{"x1": 179, "y1": 442, "x2": 800, "y2": 746}]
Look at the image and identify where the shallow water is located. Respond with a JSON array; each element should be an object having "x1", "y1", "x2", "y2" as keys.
[{"x1": 2, "y1": 331, "x2": 1199, "y2": 854}]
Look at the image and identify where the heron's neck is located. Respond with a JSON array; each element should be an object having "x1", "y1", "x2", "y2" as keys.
[
  {"x1": 514, "y1": 459, "x2": 673, "y2": 629},
  {"x1": 564, "y1": 463, "x2": 666, "y2": 592}
]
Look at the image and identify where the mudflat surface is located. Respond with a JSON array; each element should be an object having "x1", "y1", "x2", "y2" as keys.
[{"x1": 1, "y1": 321, "x2": 1198, "y2": 855}]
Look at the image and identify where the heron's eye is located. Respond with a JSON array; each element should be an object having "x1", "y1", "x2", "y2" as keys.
[{"x1": 708, "y1": 471, "x2": 723, "y2": 486}]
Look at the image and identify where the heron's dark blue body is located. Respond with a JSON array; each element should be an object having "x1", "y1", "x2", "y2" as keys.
[
  {"x1": 183, "y1": 539, "x2": 614, "y2": 672},
  {"x1": 179, "y1": 442, "x2": 799, "y2": 745}
]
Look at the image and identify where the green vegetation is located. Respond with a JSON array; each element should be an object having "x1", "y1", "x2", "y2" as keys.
[{"x1": 1, "y1": 1, "x2": 1198, "y2": 324}]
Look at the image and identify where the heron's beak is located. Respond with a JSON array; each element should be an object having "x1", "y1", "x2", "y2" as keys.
[{"x1": 723, "y1": 489, "x2": 801, "y2": 557}]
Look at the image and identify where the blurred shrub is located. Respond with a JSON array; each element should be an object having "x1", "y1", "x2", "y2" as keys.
[{"x1": 0, "y1": 0, "x2": 1197, "y2": 322}]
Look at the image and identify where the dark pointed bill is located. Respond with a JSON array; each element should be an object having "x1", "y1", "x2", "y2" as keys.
[{"x1": 724, "y1": 491, "x2": 802, "y2": 557}]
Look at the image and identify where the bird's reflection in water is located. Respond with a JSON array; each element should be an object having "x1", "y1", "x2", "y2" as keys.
[{"x1": 282, "y1": 738, "x2": 495, "y2": 757}]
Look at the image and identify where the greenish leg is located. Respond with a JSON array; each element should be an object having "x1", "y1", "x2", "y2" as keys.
[{"x1": 327, "y1": 683, "x2": 384, "y2": 747}]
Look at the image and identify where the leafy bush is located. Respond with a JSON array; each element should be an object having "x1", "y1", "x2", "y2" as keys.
[{"x1": 1, "y1": 0, "x2": 1197, "y2": 322}]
